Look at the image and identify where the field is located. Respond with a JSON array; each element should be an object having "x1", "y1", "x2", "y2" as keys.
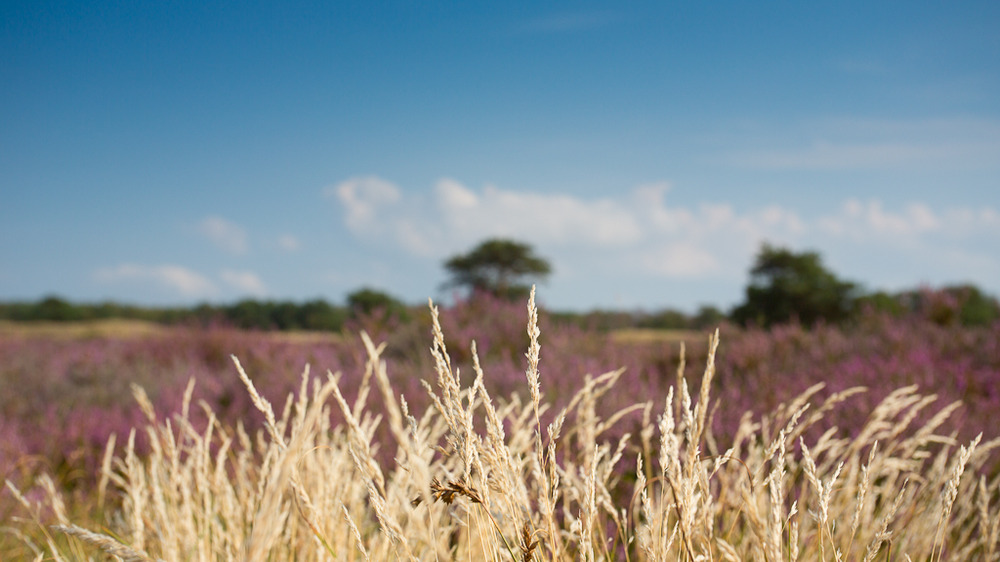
[{"x1": 2, "y1": 291, "x2": 999, "y2": 560}]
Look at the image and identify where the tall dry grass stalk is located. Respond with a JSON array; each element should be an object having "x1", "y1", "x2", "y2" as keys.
[{"x1": 8, "y1": 287, "x2": 1000, "y2": 560}]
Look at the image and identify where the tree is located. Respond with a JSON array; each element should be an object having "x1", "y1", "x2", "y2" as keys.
[
  {"x1": 906, "y1": 284, "x2": 1000, "y2": 326},
  {"x1": 346, "y1": 287, "x2": 408, "y2": 321},
  {"x1": 298, "y1": 299, "x2": 346, "y2": 331},
  {"x1": 947, "y1": 284, "x2": 999, "y2": 326},
  {"x1": 443, "y1": 238, "x2": 552, "y2": 300},
  {"x1": 34, "y1": 295, "x2": 85, "y2": 321},
  {"x1": 691, "y1": 305, "x2": 726, "y2": 330},
  {"x1": 226, "y1": 299, "x2": 272, "y2": 330},
  {"x1": 731, "y1": 244, "x2": 858, "y2": 327}
]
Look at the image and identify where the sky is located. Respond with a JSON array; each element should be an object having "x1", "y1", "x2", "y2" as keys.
[{"x1": 2, "y1": 1, "x2": 999, "y2": 313}]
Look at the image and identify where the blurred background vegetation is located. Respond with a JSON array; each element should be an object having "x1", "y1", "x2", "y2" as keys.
[{"x1": 2, "y1": 239, "x2": 998, "y2": 331}]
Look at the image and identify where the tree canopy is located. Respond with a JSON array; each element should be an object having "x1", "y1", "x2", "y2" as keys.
[
  {"x1": 731, "y1": 243, "x2": 859, "y2": 327},
  {"x1": 442, "y1": 238, "x2": 552, "y2": 300},
  {"x1": 346, "y1": 287, "x2": 409, "y2": 321}
]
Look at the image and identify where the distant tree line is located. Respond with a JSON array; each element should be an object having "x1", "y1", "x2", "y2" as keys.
[
  {"x1": 0, "y1": 288, "x2": 414, "y2": 332},
  {"x1": 730, "y1": 243, "x2": 1000, "y2": 328},
  {"x1": 2, "y1": 239, "x2": 997, "y2": 331},
  {"x1": 442, "y1": 238, "x2": 999, "y2": 329}
]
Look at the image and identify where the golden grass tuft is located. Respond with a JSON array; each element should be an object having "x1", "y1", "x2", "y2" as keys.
[{"x1": 8, "y1": 287, "x2": 1000, "y2": 560}]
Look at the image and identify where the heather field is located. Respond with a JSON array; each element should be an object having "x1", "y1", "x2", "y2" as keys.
[{"x1": 2, "y1": 291, "x2": 1000, "y2": 559}]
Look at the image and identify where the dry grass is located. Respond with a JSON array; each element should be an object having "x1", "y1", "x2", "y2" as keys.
[
  {"x1": 0, "y1": 319, "x2": 170, "y2": 340},
  {"x1": 7, "y1": 288, "x2": 1000, "y2": 560},
  {"x1": 610, "y1": 328, "x2": 701, "y2": 345},
  {"x1": 269, "y1": 329, "x2": 343, "y2": 344},
  {"x1": 0, "y1": 318, "x2": 343, "y2": 344}
]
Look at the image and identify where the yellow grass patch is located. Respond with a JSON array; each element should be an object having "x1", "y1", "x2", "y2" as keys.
[
  {"x1": 0, "y1": 319, "x2": 170, "y2": 340},
  {"x1": 611, "y1": 328, "x2": 701, "y2": 344}
]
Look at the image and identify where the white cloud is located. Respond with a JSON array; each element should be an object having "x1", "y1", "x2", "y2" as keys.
[
  {"x1": 94, "y1": 264, "x2": 218, "y2": 297},
  {"x1": 325, "y1": 176, "x2": 1000, "y2": 308},
  {"x1": 95, "y1": 264, "x2": 271, "y2": 299},
  {"x1": 220, "y1": 270, "x2": 268, "y2": 296},
  {"x1": 758, "y1": 205, "x2": 807, "y2": 233},
  {"x1": 330, "y1": 176, "x2": 808, "y2": 281},
  {"x1": 812, "y1": 199, "x2": 1000, "y2": 292},
  {"x1": 818, "y1": 198, "x2": 1000, "y2": 241},
  {"x1": 198, "y1": 216, "x2": 248, "y2": 255},
  {"x1": 327, "y1": 176, "x2": 402, "y2": 231},
  {"x1": 394, "y1": 219, "x2": 440, "y2": 256},
  {"x1": 433, "y1": 178, "x2": 643, "y2": 248},
  {"x1": 329, "y1": 175, "x2": 1000, "y2": 298},
  {"x1": 640, "y1": 243, "x2": 720, "y2": 277}
]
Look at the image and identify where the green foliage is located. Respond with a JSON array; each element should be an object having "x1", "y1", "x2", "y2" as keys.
[
  {"x1": 636, "y1": 308, "x2": 690, "y2": 330},
  {"x1": 443, "y1": 238, "x2": 552, "y2": 300},
  {"x1": 731, "y1": 243, "x2": 859, "y2": 328},
  {"x1": 226, "y1": 299, "x2": 273, "y2": 329},
  {"x1": 0, "y1": 296, "x2": 347, "y2": 332},
  {"x1": 1, "y1": 268, "x2": 995, "y2": 333},
  {"x1": 690, "y1": 305, "x2": 726, "y2": 330},
  {"x1": 856, "y1": 285, "x2": 1000, "y2": 327},
  {"x1": 0, "y1": 295, "x2": 179, "y2": 323},
  {"x1": 855, "y1": 290, "x2": 906, "y2": 317},
  {"x1": 549, "y1": 304, "x2": 725, "y2": 332},
  {"x1": 560, "y1": 309, "x2": 639, "y2": 331},
  {"x1": 346, "y1": 287, "x2": 409, "y2": 321},
  {"x1": 298, "y1": 299, "x2": 348, "y2": 330},
  {"x1": 955, "y1": 285, "x2": 1000, "y2": 325},
  {"x1": 34, "y1": 296, "x2": 84, "y2": 321},
  {"x1": 220, "y1": 299, "x2": 346, "y2": 331}
]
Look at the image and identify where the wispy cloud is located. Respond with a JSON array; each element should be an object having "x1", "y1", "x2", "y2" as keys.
[
  {"x1": 640, "y1": 243, "x2": 721, "y2": 277},
  {"x1": 331, "y1": 176, "x2": 1000, "y2": 290},
  {"x1": 94, "y1": 264, "x2": 270, "y2": 299},
  {"x1": 197, "y1": 216, "x2": 248, "y2": 255},
  {"x1": 220, "y1": 269, "x2": 267, "y2": 296},
  {"x1": 434, "y1": 178, "x2": 643, "y2": 247},
  {"x1": 332, "y1": 177, "x2": 806, "y2": 280},
  {"x1": 325, "y1": 176, "x2": 402, "y2": 233},
  {"x1": 819, "y1": 198, "x2": 1000, "y2": 240},
  {"x1": 94, "y1": 264, "x2": 218, "y2": 298}
]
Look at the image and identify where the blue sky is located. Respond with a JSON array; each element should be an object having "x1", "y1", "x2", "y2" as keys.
[{"x1": 2, "y1": 1, "x2": 999, "y2": 312}]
